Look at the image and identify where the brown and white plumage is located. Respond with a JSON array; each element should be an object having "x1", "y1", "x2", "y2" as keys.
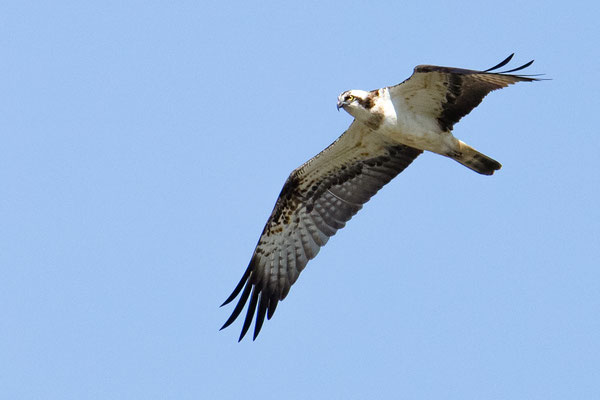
[{"x1": 221, "y1": 54, "x2": 540, "y2": 341}]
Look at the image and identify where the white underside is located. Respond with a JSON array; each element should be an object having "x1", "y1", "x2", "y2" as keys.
[{"x1": 375, "y1": 88, "x2": 459, "y2": 156}]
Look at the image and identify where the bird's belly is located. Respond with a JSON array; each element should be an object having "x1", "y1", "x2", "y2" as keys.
[{"x1": 378, "y1": 115, "x2": 454, "y2": 155}]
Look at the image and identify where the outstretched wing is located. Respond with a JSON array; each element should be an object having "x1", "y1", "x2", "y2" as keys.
[
  {"x1": 221, "y1": 121, "x2": 422, "y2": 341},
  {"x1": 390, "y1": 54, "x2": 540, "y2": 131}
]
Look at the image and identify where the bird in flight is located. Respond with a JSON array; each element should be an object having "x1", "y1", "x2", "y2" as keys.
[{"x1": 221, "y1": 54, "x2": 540, "y2": 341}]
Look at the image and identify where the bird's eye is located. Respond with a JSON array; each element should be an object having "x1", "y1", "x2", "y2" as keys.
[{"x1": 346, "y1": 95, "x2": 354, "y2": 102}]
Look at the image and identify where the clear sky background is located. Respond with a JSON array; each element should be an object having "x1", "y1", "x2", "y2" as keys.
[{"x1": 2, "y1": 1, "x2": 599, "y2": 399}]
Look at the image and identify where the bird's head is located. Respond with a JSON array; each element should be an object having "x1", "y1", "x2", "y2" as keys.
[{"x1": 336, "y1": 89, "x2": 375, "y2": 120}]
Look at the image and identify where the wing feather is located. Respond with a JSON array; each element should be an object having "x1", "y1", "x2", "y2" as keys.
[
  {"x1": 483, "y1": 53, "x2": 514, "y2": 72},
  {"x1": 221, "y1": 122, "x2": 422, "y2": 340},
  {"x1": 239, "y1": 286, "x2": 259, "y2": 341},
  {"x1": 253, "y1": 292, "x2": 269, "y2": 340},
  {"x1": 389, "y1": 54, "x2": 539, "y2": 131}
]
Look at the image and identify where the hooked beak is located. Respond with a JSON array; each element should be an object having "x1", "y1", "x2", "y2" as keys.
[{"x1": 336, "y1": 100, "x2": 344, "y2": 111}]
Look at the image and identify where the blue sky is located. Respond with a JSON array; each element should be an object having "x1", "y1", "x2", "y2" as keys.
[{"x1": 2, "y1": 1, "x2": 599, "y2": 399}]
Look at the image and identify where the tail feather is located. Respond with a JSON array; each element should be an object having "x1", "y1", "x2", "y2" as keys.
[{"x1": 452, "y1": 141, "x2": 501, "y2": 175}]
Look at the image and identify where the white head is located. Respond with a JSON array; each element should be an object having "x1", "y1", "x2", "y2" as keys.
[{"x1": 336, "y1": 89, "x2": 376, "y2": 120}]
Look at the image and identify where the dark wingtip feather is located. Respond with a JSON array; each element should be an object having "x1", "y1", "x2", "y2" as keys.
[
  {"x1": 220, "y1": 265, "x2": 252, "y2": 307},
  {"x1": 253, "y1": 293, "x2": 269, "y2": 340},
  {"x1": 484, "y1": 53, "x2": 514, "y2": 72},
  {"x1": 220, "y1": 278, "x2": 253, "y2": 331},
  {"x1": 498, "y1": 59, "x2": 534, "y2": 74},
  {"x1": 512, "y1": 73, "x2": 545, "y2": 77},
  {"x1": 238, "y1": 286, "x2": 260, "y2": 341},
  {"x1": 267, "y1": 294, "x2": 278, "y2": 320}
]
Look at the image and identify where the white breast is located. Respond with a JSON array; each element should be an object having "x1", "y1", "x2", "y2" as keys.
[{"x1": 375, "y1": 88, "x2": 455, "y2": 155}]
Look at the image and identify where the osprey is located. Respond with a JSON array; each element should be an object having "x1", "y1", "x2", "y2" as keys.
[{"x1": 221, "y1": 54, "x2": 540, "y2": 341}]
